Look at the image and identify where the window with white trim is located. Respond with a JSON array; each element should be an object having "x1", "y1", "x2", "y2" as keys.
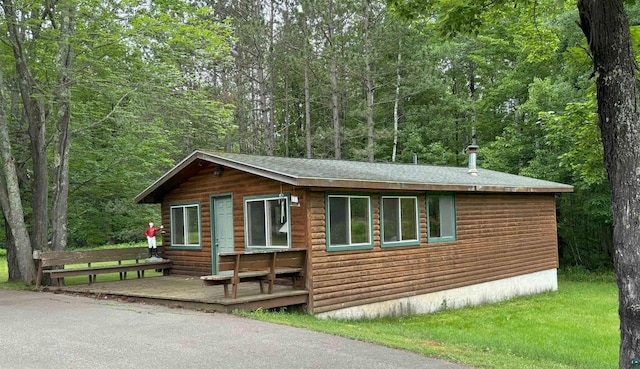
[
  {"x1": 170, "y1": 203, "x2": 201, "y2": 248},
  {"x1": 244, "y1": 195, "x2": 290, "y2": 248},
  {"x1": 427, "y1": 194, "x2": 456, "y2": 242},
  {"x1": 326, "y1": 194, "x2": 372, "y2": 251},
  {"x1": 381, "y1": 195, "x2": 419, "y2": 247}
]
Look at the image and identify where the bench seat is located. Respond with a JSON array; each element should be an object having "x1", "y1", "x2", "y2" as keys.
[{"x1": 46, "y1": 260, "x2": 173, "y2": 284}]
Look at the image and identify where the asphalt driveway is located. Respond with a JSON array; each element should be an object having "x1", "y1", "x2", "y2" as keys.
[{"x1": 0, "y1": 290, "x2": 471, "y2": 369}]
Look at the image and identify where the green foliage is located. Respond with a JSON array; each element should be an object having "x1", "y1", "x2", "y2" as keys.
[
  {"x1": 46, "y1": 0, "x2": 235, "y2": 247},
  {"x1": 0, "y1": 0, "x2": 621, "y2": 268}
]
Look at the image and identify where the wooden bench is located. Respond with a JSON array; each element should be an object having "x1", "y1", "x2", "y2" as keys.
[
  {"x1": 200, "y1": 248, "x2": 306, "y2": 299},
  {"x1": 33, "y1": 247, "x2": 172, "y2": 288}
]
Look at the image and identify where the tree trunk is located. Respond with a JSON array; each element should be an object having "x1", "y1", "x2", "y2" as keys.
[
  {"x1": 235, "y1": 56, "x2": 249, "y2": 153},
  {"x1": 2, "y1": 0, "x2": 48, "y2": 255},
  {"x1": 392, "y1": 47, "x2": 401, "y2": 163},
  {"x1": 257, "y1": 59, "x2": 272, "y2": 155},
  {"x1": 3, "y1": 217, "x2": 19, "y2": 281},
  {"x1": 327, "y1": 0, "x2": 341, "y2": 159},
  {"x1": 363, "y1": 0, "x2": 375, "y2": 163},
  {"x1": 0, "y1": 66, "x2": 35, "y2": 284},
  {"x1": 577, "y1": 1, "x2": 640, "y2": 367},
  {"x1": 51, "y1": 2, "x2": 75, "y2": 252},
  {"x1": 304, "y1": 63, "x2": 312, "y2": 159}
]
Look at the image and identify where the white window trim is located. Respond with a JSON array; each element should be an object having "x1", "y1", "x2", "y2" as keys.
[
  {"x1": 244, "y1": 195, "x2": 291, "y2": 249},
  {"x1": 326, "y1": 193, "x2": 373, "y2": 251},
  {"x1": 380, "y1": 195, "x2": 420, "y2": 247},
  {"x1": 170, "y1": 203, "x2": 201, "y2": 249},
  {"x1": 427, "y1": 194, "x2": 456, "y2": 243}
]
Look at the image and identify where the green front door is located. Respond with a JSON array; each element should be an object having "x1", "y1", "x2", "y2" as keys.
[{"x1": 211, "y1": 195, "x2": 234, "y2": 274}]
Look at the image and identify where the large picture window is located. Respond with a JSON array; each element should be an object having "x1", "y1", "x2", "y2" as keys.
[
  {"x1": 244, "y1": 195, "x2": 290, "y2": 248},
  {"x1": 326, "y1": 194, "x2": 372, "y2": 251},
  {"x1": 427, "y1": 194, "x2": 456, "y2": 242},
  {"x1": 381, "y1": 195, "x2": 419, "y2": 247},
  {"x1": 170, "y1": 203, "x2": 201, "y2": 248}
]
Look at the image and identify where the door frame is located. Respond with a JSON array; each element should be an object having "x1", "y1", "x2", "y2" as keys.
[{"x1": 210, "y1": 193, "x2": 234, "y2": 275}]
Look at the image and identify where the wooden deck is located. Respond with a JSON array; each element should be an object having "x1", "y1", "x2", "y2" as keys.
[{"x1": 47, "y1": 275, "x2": 309, "y2": 313}]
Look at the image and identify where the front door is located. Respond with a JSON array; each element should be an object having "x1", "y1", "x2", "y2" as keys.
[{"x1": 211, "y1": 195, "x2": 234, "y2": 274}]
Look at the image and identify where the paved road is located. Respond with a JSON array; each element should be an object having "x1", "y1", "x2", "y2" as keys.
[{"x1": 0, "y1": 290, "x2": 471, "y2": 369}]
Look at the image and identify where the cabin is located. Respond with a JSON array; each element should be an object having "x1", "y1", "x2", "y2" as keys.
[{"x1": 135, "y1": 150, "x2": 573, "y2": 319}]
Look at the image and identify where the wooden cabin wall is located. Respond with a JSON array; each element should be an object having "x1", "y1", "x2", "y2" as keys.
[
  {"x1": 309, "y1": 192, "x2": 559, "y2": 314},
  {"x1": 160, "y1": 164, "x2": 308, "y2": 276}
]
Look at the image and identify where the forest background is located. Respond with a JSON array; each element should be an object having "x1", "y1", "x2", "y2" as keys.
[{"x1": 0, "y1": 0, "x2": 619, "y2": 271}]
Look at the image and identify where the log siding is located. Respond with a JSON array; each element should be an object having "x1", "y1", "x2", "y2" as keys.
[{"x1": 309, "y1": 192, "x2": 558, "y2": 314}]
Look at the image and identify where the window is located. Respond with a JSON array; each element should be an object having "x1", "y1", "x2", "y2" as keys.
[
  {"x1": 427, "y1": 194, "x2": 456, "y2": 242},
  {"x1": 244, "y1": 195, "x2": 290, "y2": 248},
  {"x1": 381, "y1": 195, "x2": 419, "y2": 247},
  {"x1": 170, "y1": 203, "x2": 201, "y2": 248},
  {"x1": 326, "y1": 194, "x2": 372, "y2": 251}
]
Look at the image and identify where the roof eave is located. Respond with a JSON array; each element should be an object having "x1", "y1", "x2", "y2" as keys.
[{"x1": 298, "y1": 178, "x2": 574, "y2": 193}]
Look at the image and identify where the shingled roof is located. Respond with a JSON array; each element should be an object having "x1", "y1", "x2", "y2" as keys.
[{"x1": 135, "y1": 150, "x2": 574, "y2": 203}]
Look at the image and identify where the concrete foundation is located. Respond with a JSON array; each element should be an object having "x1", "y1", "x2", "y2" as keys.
[{"x1": 316, "y1": 269, "x2": 558, "y2": 320}]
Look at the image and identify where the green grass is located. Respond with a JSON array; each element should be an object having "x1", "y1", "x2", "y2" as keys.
[
  {"x1": 240, "y1": 272, "x2": 619, "y2": 369},
  {"x1": 0, "y1": 248, "x2": 6, "y2": 283}
]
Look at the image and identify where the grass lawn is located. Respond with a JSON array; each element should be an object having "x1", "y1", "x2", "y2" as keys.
[
  {"x1": 240, "y1": 272, "x2": 619, "y2": 369},
  {"x1": 0, "y1": 248, "x2": 619, "y2": 368}
]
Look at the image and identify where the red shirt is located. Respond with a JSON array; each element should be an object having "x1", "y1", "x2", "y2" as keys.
[{"x1": 145, "y1": 226, "x2": 162, "y2": 237}]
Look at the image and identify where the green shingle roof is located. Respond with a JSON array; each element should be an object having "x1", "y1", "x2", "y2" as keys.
[{"x1": 135, "y1": 150, "x2": 573, "y2": 203}]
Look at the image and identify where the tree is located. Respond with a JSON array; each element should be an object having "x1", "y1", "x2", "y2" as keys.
[
  {"x1": 0, "y1": 0, "x2": 234, "y2": 281},
  {"x1": 0, "y1": 0, "x2": 76, "y2": 283},
  {"x1": 577, "y1": 1, "x2": 640, "y2": 366},
  {"x1": 64, "y1": 0, "x2": 234, "y2": 246},
  {"x1": 387, "y1": 0, "x2": 640, "y2": 366}
]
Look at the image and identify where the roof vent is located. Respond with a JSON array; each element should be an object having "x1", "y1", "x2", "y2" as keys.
[{"x1": 467, "y1": 127, "x2": 479, "y2": 176}]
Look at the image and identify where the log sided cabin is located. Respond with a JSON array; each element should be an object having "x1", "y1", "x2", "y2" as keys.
[{"x1": 135, "y1": 150, "x2": 573, "y2": 319}]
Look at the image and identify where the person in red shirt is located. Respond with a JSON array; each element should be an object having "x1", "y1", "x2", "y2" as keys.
[{"x1": 145, "y1": 221, "x2": 164, "y2": 258}]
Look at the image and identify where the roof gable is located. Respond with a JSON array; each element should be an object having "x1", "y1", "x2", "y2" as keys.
[{"x1": 135, "y1": 150, "x2": 574, "y2": 203}]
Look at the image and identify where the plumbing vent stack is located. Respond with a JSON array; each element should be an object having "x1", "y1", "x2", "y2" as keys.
[{"x1": 467, "y1": 128, "x2": 479, "y2": 176}]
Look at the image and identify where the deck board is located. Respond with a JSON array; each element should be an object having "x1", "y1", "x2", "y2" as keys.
[{"x1": 48, "y1": 275, "x2": 309, "y2": 313}]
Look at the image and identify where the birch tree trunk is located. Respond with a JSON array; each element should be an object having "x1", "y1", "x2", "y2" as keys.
[
  {"x1": 392, "y1": 48, "x2": 401, "y2": 163},
  {"x1": 577, "y1": 1, "x2": 640, "y2": 367}
]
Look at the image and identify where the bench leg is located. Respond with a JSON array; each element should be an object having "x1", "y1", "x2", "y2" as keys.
[
  {"x1": 223, "y1": 283, "x2": 230, "y2": 298},
  {"x1": 35, "y1": 263, "x2": 43, "y2": 289},
  {"x1": 232, "y1": 281, "x2": 239, "y2": 299},
  {"x1": 291, "y1": 275, "x2": 302, "y2": 289}
]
